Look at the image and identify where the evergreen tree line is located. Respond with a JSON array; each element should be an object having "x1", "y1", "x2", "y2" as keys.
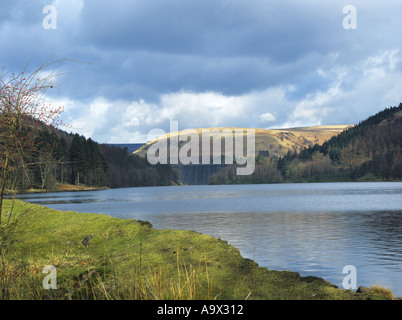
[
  {"x1": 320, "y1": 103, "x2": 402, "y2": 156},
  {"x1": 5, "y1": 130, "x2": 178, "y2": 191},
  {"x1": 98, "y1": 144, "x2": 179, "y2": 188}
]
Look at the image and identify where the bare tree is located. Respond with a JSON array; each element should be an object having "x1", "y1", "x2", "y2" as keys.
[{"x1": 0, "y1": 58, "x2": 70, "y2": 227}]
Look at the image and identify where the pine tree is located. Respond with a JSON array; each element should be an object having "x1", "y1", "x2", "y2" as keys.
[{"x1": 69, "y1": 134, "x2": 85, "y2": 185}]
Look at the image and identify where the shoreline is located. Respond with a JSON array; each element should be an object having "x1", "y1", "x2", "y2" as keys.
[
  {"x1": 4, "y1": 183, "x2": 109, "y2": 195},
  {"x1": 7, "y1": 180, "x2": 402, "y2": 196}
]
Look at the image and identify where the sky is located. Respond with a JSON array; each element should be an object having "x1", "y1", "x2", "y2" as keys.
[{"x1": 1, "y1": 0, "x2": 402, "y2": 143}]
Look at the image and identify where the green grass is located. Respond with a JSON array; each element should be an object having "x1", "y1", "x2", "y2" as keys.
[
  {"x1": 0, "y1": 199, "x2": 394, "y2": 300},
  {"x1": 368, "y1": 285, "x2": 394, "y2": 299}
]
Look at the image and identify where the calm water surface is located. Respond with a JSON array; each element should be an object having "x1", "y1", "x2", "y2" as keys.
[{"x1": 17, "y1": 182, "x2": 402, "y2": 296}]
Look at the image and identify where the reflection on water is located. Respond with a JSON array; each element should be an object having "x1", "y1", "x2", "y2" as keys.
[{"x1": 17, "y1": 182, "x2": 402, "y2": 296}]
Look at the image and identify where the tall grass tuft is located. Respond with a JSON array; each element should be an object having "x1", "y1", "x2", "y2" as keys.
[
  {"x1": 0, "y1": 246, "x2": 218, "y2": 300},
  {"x1": 369, "y1": 285, "x2": 394, "y2": 299}
]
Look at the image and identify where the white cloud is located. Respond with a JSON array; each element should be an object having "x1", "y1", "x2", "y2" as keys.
[
  {"x1": 259, "y1": 112, "x2": 275, "y2": 122},
  {"x1": 158, "y1": 91, "x2": 246, "y2": 127},
  {"x1": 52, "y1": 87, "x2": 290, "y2": 142},
  {"x1": 363, "y1": 50, "x2": 400, "y2": 78},
  {"x1": 50, "y1": 96, "x2": 112, "y2": 139}
]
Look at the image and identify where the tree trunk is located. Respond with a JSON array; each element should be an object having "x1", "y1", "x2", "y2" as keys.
[{"x1": 0, "y1": 155, "x2": 10, "y2": 228}]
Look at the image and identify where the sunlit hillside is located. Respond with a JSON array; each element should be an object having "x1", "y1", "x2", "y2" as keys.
[{"x1": 133, "y1": 125, "x2": 352, "y2": 160}]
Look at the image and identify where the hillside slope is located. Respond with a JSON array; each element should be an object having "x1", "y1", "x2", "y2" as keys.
[
  {"x1": 134, "y1": 125, "x2": 351, "y2": 161},
  {"x1": 321, "y1": 105, "x2": 402, "y2": 166},
  {"x1": 341, "y1": 108, "x2": 402, "y2": 180},
  {"x1": 207, "y1": 104, "x2": 402, "y2": 184},
  {"x1": 273, "y1": 104, "x2": 402, "y2": 182}
]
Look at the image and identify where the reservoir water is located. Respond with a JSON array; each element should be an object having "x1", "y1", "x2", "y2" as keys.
[{"x1": 17, "y1": 182, "x2": 402, "y2": 297}]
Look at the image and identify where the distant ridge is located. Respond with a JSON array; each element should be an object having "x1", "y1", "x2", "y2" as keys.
[
  {"x1": 131, "y1": 125, "x2": 351, "y2": 185},
  {"x1": 106, "y1": 143, "x2": 145, "y2": 153},
  {"x1": 133, "y1": 125, "x2": 352, "y2": 160}
]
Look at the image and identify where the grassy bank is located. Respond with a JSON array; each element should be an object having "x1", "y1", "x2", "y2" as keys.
[{"x1": 0, "y1": 200, "x2": 393, "y2": 300}]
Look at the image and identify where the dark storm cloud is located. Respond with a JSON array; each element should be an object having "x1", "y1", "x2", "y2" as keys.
[{"x1": 72, "y1": 0, "x2": 342, "y2": 95}]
